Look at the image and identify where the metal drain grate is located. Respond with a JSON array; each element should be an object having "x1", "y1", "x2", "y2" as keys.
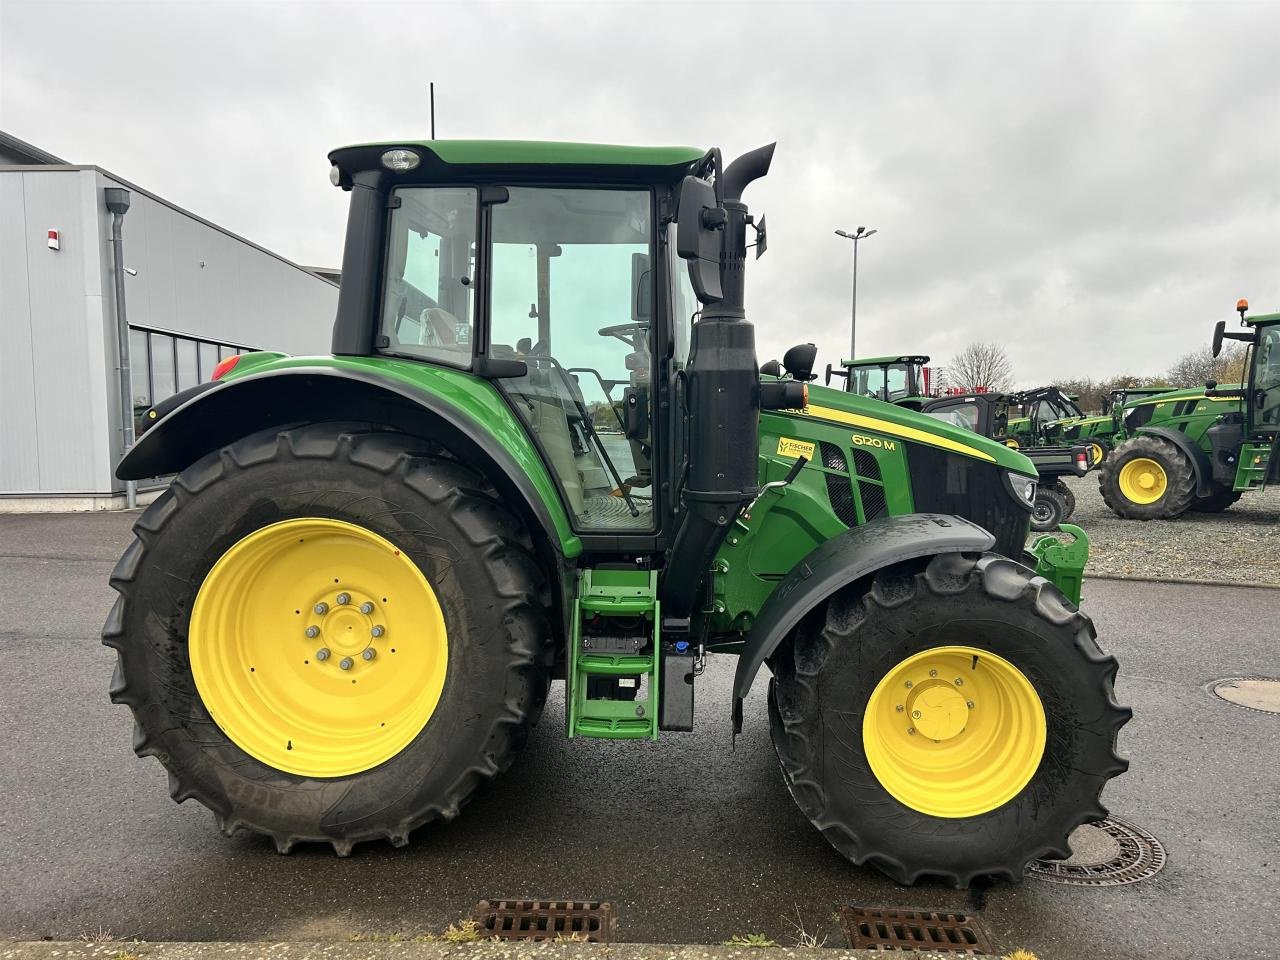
[
  {"x1": 1209, "y1": 677, "x2": 1280, "y2": 715},
  {"x1": 1027, "y1": 817, "x2": 1167, "y2": 886},
  {"x1": 470, "y1": 900, "x2": 616, "y2": 942},
  {"x1": 838, "y1": 907, "x2": 995, "y2": 954}
]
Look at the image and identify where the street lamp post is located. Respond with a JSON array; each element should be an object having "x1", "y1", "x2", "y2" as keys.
[{"x1": 835, "y1": 226, "x2": 877, "y2": 360}]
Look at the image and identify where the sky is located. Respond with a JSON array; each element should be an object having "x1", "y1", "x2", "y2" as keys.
[{"x1": 2, "y1": 0, "x2": 1278, "y2": 387}]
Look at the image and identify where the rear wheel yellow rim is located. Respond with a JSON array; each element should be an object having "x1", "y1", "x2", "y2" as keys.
[
  {"x1": 1118, "y1": 457, "x2": 1167, "y2": 504},
  {"x1": 189, "y1": 518, "x2": 448, "y2": 778},
  {"x1": 1090, "y1": 442, "x2": 1105, "y2": 465},
  {"x1": 862, "y1": 646, "x2": 1046, "y2": 818}
]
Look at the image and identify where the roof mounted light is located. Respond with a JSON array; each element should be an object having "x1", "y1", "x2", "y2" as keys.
[
  {"x1": 329, "y1": 165, "x2": 341, "y2": 187},
  {"x1": 381, "y1": 148, "x2": 421, "y2": 172}
]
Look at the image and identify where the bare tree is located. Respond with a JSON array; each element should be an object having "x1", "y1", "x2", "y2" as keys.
[
  {"x1": 1166, "y1": 342, "x2": 1249, "y2": 388},
  {"x1": 947, "y1": 342, "x2": 1015, "y2": 392}
]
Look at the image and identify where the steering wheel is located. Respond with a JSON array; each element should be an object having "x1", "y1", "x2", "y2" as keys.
[{"x1": 597, "y1": 322, "x2": 649, "y2": 347}]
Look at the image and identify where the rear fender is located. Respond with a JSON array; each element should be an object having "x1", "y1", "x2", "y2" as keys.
[
  {"x1": 118, "y1": 365, "x2": 581, "y2": 560},
  {"x1": 730, "y1": 513, "x2": 996, "y2": 732}
]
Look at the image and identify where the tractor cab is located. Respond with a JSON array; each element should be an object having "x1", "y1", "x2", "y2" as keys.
[
  {"x1": 1210, "y1": 300, "x2": 1280, "y2": 488},
  {"x1": 1007, "y1": 386, "x2": 1084, "y2": 445},
  {"x1": 823, "y1": 355, "x2": 931, "y2": 408}
]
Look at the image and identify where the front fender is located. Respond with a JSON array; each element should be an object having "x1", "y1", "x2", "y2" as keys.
[
  {"x1": 1135, "y1": 426, "x2": 1213, "y2": 496},
  {"x1": 730, "y1": 513, "x2": 995, "y2": 731},
  {"x1": 118, "y1": 363, "x2": 581, "y2": 559}
]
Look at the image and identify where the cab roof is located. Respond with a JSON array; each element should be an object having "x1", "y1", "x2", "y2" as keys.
[
  {"x1": 1243, "y1": 310, "x2": 1280, "y2": 326},
  {"x1": 328, "y1": 139, "x2": 707, "y2": 184},
  {"x1": 840, "y1": 355, "x2": 930, "y2": 366}
]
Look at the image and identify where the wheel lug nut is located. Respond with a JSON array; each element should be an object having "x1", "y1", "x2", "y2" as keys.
[
  {"x1": 928, "y1": 669, "x2": 937, "y2": 678},
  {"x1": 362, "y1": 648, "x2": 376, "y2": 661},
  {"x1": 904, "y1": 680, "x2": 913, "y2": 689},
  {"x1": 955, "y1": 678, "x2": 964, "y2": 686},
  {"x1": 371, "y1": 625, "x2": 385, "y2": 638},
  {"x1": 305, "y1": 626, "x2": 320, "y2": 639},
  {"x1": 339, "y1": 657, "x2": 354, "y2": 670},
  {"x1": 907, "y1": 727, "x2": 916, "y2": 735},
  {"x1": 895, "y1": 704, "x2": 904, "y2": 713},
  {"x1": 967, "y1": 700, "x2": 975, "y2": 709},
  {"x1": 911, "y1": 710, "x2": 922, "y2": 719},
  {"x1": 315, "y1": 648, "x2": 330, "y2": 661},
  {"x1": 314, "y1": 602, "x2": 329, "y2": 615},
  {"x1": 336, "y1": 592, "x2": 351, "y2": 605},
  {"x1": 359, "y1": 602, "x2": 374, "y2": 614}
]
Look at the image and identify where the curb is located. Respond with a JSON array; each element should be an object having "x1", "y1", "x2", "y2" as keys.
[
  {"x1": 0, "y1": 945, "x2": 971, "y2": 960},
  {"x1": 1088, "y1": 572, "x2": 1280, "y2": 590}
]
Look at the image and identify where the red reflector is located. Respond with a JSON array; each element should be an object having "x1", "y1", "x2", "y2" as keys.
[{"x1": 211, "y1": 354, "x2": 241, "y2": 380}]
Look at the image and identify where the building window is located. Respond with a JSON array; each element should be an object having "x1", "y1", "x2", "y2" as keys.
[{"x1": 128, "y1": 326, "x2": 256, "y2": 434}]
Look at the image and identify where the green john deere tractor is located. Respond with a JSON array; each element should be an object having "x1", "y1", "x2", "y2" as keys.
[
  {"x1": 1004, "y1": 387, "x2": 1116, "y2": 466},
  {"x1": 1098, "y1": 300, "x2": 1279, "y2": 519},
  {"x1": 821, "y1": 355, "x2": 933, "y2": 409},
  {"x1": 104, "y1": 139, "x2": 1129, "y2": 886}
]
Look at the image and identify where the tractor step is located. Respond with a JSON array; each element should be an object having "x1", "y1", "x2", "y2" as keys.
[{"x1": 568, "y1": 569, "x2": 661, "y2": 740}]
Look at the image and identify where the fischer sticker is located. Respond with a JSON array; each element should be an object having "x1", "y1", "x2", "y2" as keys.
[{"x1": 776, "y1": 437, "x2": 816, "y2": 459}]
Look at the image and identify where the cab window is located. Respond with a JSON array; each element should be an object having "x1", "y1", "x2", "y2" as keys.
[
  {"x1": 489, "y1": 186, "x2": 655, "y2": 531},
  {"x1": 379, "y1": 187, "x2": 478, "y2": 366},
  {"x1": 1255, "y1": 326, "x2": 1280, "y2": 429}
]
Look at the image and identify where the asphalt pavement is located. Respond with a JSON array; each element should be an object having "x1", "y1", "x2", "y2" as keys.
[{"x1": 1, "y1": 511, "x2": 1278, "y2": 960}]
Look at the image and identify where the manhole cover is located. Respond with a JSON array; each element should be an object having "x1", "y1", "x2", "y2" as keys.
[
  {"x1": 470, "y1": 900, "x2": 616, "y2": 942},
  {"x1": 1026, "y1": 817, "x2": 1166, "y2": 886},
  {"x1": 838, "y1": 907, "x2": 995, "y2": 954},
  {"x1": 1209, "y1": 677, "x2": 1280, "y2": 715}
]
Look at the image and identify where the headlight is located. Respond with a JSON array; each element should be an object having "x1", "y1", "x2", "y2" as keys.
[{"x1": 1004, "y1": 470, "x2": 1037, "y2": 507}]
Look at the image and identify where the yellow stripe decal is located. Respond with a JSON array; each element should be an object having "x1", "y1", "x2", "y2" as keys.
[{"x1": 804, "y1": 404, "x2": 997, "y2": 463}]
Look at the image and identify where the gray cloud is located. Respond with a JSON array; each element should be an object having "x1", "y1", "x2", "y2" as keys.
[{"x1": 4, "y1": 0, "x2": 1277, "y2": 386}]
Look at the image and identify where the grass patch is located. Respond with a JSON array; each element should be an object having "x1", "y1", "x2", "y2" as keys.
[
  {"x1": 441, "y1": 920, "x2": 484, "y2": 943},
  {"x1": 721, "y1": 934, "x2": 779, "y2": 948}
]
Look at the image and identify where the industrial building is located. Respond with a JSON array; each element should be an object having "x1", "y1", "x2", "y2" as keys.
[{"x1": 0, "y1": 131, "x2": 339, "y2": 509}]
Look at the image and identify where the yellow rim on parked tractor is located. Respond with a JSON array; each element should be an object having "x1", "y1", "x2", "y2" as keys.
[
  {"x1": 1089, "y1": 442, "x2": 1105, "y2": 465},
  {"x1": 1117, "y1": 457, "x2": 1168, "y2": 504},
  {"x1": 189, "y1": 518, "x2": 447, "y2": 778},
  {"x1": 862, "y1": 646, "x2": 1046, "y2": 818}
]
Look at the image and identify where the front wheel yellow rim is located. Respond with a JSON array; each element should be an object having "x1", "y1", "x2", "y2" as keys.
[
  {"x1": 1117, "y1": 457, "x2": 1168, "y2": 504},
  {"x1": 189, "y1": 518, "x2": 448, "y2": 778},
  {"x1": 1090, "y1": 442, "x2": 1105, "y2": 465},
  {"x1": 862, "y1": 646, "x2": 1047, "y2": 818}
]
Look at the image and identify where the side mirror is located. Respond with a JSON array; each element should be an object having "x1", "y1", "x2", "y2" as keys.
[
  {"x1": 1212, "y1": 320, "x2": 1226, "y2": 358},
  {"x1": 631, "y1": 252, "x2": 652, "y2": 324},
  {"x1": 676, "y1": 175, "x2": 723, "y2": 304},
  {"x1": 783, "y1": 343, "x2": 818, "y2": 382}
]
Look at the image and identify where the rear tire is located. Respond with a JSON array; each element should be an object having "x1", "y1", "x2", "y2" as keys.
[
  {"x1": 1030, "y1": 487, "x2": 1067, "y2": 531},
  {"x1": 1189, "y1": 485, "x2": 1242, "y2": 513},
  {"x1": 103, "y1": 424, "x2": 553, "y2": 854},
  {"x1": 1098, "y1": 435, "x2": 1196, "y2": 520},
  {"x1": 1084, "y1": 437, "x2": 1110, "y2": 467},
  {"x1": 768, "y1": 552, "x2": 1130, "y2": 886}
]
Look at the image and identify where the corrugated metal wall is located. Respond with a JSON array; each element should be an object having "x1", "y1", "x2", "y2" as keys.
[{"x1": 0, "y1": 167, "x2": 339, "y2": 497}]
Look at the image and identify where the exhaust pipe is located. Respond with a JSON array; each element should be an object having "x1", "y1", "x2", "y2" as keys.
[{"x1": 662, "y1": 144, "x2": 775, "y2": 619}]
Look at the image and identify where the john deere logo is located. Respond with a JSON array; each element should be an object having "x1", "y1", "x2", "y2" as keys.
[{"x1": 852, "y1": 433, "x2": 896, "y2": 451}]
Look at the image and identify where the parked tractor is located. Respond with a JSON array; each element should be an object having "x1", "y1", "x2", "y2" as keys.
[
  {"x1": 104, "y1": 139, "x2": 1129, "y2": 887},
  {"x1": 822, "y1": 354, "x2": 933, "y2": 409},
  {"x1": 1098, "y1": 300, "x2": 1279, "y2": 519},
  {"x1": 920, "y1": 391, "x2": 1092, "y2": 530}
]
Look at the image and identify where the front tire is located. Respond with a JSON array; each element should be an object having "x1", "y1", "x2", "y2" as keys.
[
  {"x1": 103, "y1": 425, "x2": 553, "y2": 854},
  {"x1": 1189, "y1": 485, "x2": 1242, "y2": 513},
  {"x1": 768, "y1": 552, "x2": 1130, "y2": 886},
  {"x1": 1030, "y1": 486, "x2": 1067, "y2": 531},
  {"x1": 1098, "y1": 435, "x2": 1196, "y2": 520}
]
